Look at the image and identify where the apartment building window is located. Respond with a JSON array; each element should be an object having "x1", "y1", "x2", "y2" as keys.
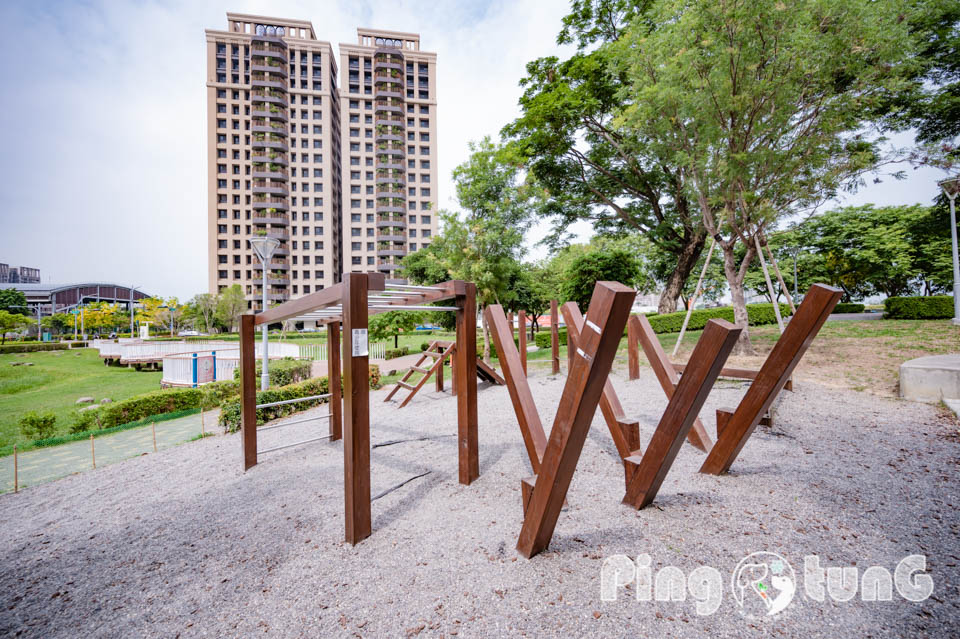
[
  {"x1": 217, "y1": 134, "x2": 226, "y2": 143},
  {"x1": 218, "y1": 240, "x2": 228, "y2": 248},
  {"x1": 219, "y1": 270, "x2": 228, "y2": 278},
  {"x1": 303, "y1": 285, "x2": 311, "y2": 294},
  {"x1": 367, "y1": 256, "x2": 375, "y2": 265},
  {"x1": 420, "y1": 106, "x2": 429, "y2": 114},
  {"x1": 314, "y1": 229, "x2": 323, "y2": 237},
  {"x1": 352, "y1": 257, "x2": 361, "y2": 265},
  {"x1": 409, "y1": 215, "x2": 417, "y2": 224},
  {"x1": 217, "y1": 119, "x2": 226, "y2": 128},
  {"x1": 351, "y1": 199, "x2": 361, "y2": 208},
  {"x1": 420, "y1": 133, "x2": 430, "y2": 142},
  {"x1": 420, "y1": 119, "x2": 429, "y2": 128},
  {"x1": 408, "y1": 201, "x2": 417, "y2": 210},
  {"x1": 351, "y1": 242, "x2": 361, "y2": 251},
  {"x1": 218, "y1": 224, "x2": 227, "y2": 233},
  {"x1": 366, "y1": 200, "x2": 374, "y2": 209},
  {"x1": 421, "y1": 188, "x2": 431, "y2": 197},
  {"x1": 409, "y1": 229, "x2": 417, "y2": 237},
  {"x1": 313, "y1": 154, "x2": 322, "y2": 163},
  {"x1": 420, "y1": 215, "x2": 431, "y2": 224},
  {"x1": 217, "y1": 179, "x2": 227, "y2": 188},
  {"x1": 420, "y1": 147, "x2": 429, "y2": 155},
  {"x1": 421, "y1": 174, "x2": 430, "y2": 183},
  {"x1": 421, "y1": 160, "x2": 431, "y2": 169},
  {"x1": 315, "y1": 270, "x2": 324, "y2": 278},
  {"x1": 351, "y1": 228, "x2": 361, "y2": 236},
  {"x1": 422, "y1": 230, "x2": 431, "y2": 238},
  {"x1": 410, "y1": 243, "x2": 417, "y2": 251},
  {"x1": 350, "y1": 128, "x2": 360, "y2": 137}
]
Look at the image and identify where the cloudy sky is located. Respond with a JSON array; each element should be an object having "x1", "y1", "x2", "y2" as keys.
[{"x1": 0, "y1": 0, "x2": 948, "y2": 300}]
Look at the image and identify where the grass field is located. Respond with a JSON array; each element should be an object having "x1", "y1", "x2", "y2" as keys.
[{"x1": 0, "y1": 349, "x2": 162, "y2": 448}]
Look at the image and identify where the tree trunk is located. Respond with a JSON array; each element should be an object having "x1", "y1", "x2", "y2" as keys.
[
  {"x1": 720, "y1": 243, "x2": 755, "y2": 356},
  {"x1": 394, "y1": 334, "x2": 399, "y2": 349},
  {"x1": 657, "y1": 229, "x2": 707, "y2": 314}
]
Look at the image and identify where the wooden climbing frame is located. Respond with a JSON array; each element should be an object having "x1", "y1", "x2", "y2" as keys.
[
  {"x1": 384, "y1": 340, "x2": 456, "y2": 407},
  {"x1": 515, "y1": 281, "x2": 636, "y2": 559},
  {"x1": 699, "y1": 283, "x2": 841, "y2": 475},
  {"x1": 239, "y1": 275, "x2": 480, "y2": 545}
]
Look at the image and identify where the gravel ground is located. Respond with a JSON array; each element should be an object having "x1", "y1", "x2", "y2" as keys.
[{"x1": 0, "y1": 368, "x2": 957, "y2": 638}]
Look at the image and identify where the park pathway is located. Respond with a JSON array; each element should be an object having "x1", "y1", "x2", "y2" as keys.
[{"x1": 0, "y1": 410, "x2": 219, "y2": 493}]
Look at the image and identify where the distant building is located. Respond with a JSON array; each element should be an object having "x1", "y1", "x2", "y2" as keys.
[
  {"x1": 0, "y1": 282, "x2": 150, "y2": 316},
  {"x1": 0, "y1": 264, "x2": 40, "y2": 284}
]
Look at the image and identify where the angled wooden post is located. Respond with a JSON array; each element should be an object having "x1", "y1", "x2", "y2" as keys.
[
  {"x1": 328, "y1": 321, "x2": 342, "y2": 441},
  {"x1": 517, "y1": 282, "x2": 635, "y2": 559},
  {"x1": 561, "y1": 302, "x2": 641, "y2": 480},
  {"x1": 700, "y1": 283, "x2": 842, "y2": 475},
  {"x1": 632, "y1": 314, "x2": 714, "y2": 452},
  {"x1": 550, "y1": 299, "x2": 560, "y2": 375},
  {"x1": 455, "y1": 281, "x2": 479, "y2": 485},
  {"x1": 240, "y1": 313, "x2": 257, "y2": 471},
  {"x1": 627, "y1": 314, "x2": 640, "y2": 380},
  {"x1": 623, "y1": 319, "x2": 741, "y2": 509},
  {"x1": 518, "y1": 310, "x2": 527, "y2": 375},
  {"x1": 342, "y1": 273, "x2": 371, "y2": 544},
  {"x1": 486, "y1": 304, "x2": 547, "y2": 473}
]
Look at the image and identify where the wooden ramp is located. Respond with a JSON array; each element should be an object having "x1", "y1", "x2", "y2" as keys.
[{"x1": 386, "y1": 340, "x2": 504, "y2": 408}]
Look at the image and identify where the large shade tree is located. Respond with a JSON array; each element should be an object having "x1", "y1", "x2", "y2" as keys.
[{"x1": 611, "y1": 0, "x2": 917, "y2": 353}]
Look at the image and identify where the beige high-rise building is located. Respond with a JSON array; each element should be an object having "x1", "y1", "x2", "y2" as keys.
[
  {"x1": 205, "y1": 13, "x2": 343, "y2": 311},
  {"x1": 339, "y1": 29, "x2": 439, "y2": 284}
]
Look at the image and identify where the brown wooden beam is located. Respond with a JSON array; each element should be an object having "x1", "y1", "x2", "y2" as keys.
[
  {"x1": 700, "y1": 283, "x2": 842, "y2": 475},
  {"x1": 561, "y1": 302, "x2": 640, "y2": 476},
  {"x1": 550, "y1": 299, "x2": 560, "y2": 375},
  {"x1": 632, "y1": 314, "x2": 714, "y2": 453},
  {"x1": 486, "y1": 304, "x2": 547, "y2": 474},
  {"x1": 674, "y1": 363, "x2": 793, "y2": 392},
  {"x1": 518, "y1": 310, "x2": 527, "y2": 375},
  {"x1": 455, "y1": 282, "x2": 479, "y2": 485},
  {"x1": 623, "y1": 319, "x2": 741, "y2": 509},
  {"x1": 627, "y1": 315, "x2": 640, "y2": 381},
  {"x1": 240, "y1": 313, "x2": 258, "y2": 471},
  {"x1": 342, "y1": 273, "x2": 372, "y2": 544},
  {"x1": 328, "y1": 321, "x2": 342, "y2": 441},
  {"x1": 517, "y1": 282, "x2": 635, "y2": 559}
]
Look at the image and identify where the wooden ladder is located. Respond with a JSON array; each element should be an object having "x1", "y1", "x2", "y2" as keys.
[{"x1": 383, "y1": 340, "x2": 457, "y2": 408}]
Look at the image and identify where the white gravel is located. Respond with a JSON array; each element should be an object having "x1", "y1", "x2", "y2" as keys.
[{"x1": 0, "y1": 368, "x2": 957, "y2": 637}]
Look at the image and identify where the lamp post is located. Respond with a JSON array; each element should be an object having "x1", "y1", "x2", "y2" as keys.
[
  {"x1": 938, "y1": 176, "x2": 960, "y2": 325},
  {"x1": 129, "y1": 286, "x2": 139, "y2": 338},
  {"x1": 250, "y1": 236, "x2": 280, "y2": 391}
]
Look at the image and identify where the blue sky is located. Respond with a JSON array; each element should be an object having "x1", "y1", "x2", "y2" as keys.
[{"x1": 0, "y1": 0, "x2": 948, "y2": 300}]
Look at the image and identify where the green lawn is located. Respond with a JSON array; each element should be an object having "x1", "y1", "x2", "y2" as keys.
[{"x1": 0, "y1": 349, "x2": 162, "y2": 448}]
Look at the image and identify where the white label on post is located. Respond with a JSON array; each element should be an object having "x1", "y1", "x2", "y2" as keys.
[{"x1": 352, "y1": 328, "x2": 369, "y2": 357}]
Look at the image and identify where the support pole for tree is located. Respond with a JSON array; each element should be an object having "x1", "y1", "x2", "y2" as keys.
[
  {"x1": 13, "y1": 445, "x2": 18, "y2": 493},
  {"x1": 550, "y1": 300, "x2": 559, "y2": 375},
  {"x1": 673, "y1": 238, "x2": 716, "y2": 358},
  {"x1": 761, "y1": 234, "x2": 796, "y2": 315},
  {"x1": 755, "y1": 234, "x2": 784, "y2": 333}
]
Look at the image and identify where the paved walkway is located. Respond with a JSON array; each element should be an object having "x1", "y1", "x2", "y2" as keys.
[{"x1": 1, "y1": 410, "x2": 219, "y2": 493}]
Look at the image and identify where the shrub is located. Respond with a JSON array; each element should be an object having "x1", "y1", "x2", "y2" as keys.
[
  {"x1": 833, "y1": 302, "x2": 866, "y2": 314},
  {"x1": 219, "y1": 377, "x2": 330, "y2": 432},
  {"x1": 71, "y1": 387, "x2": 204, "y2": 433},
  {"x1": 0, "y1": 343, "x2": 69, "y2": 354},
  {"x1": 534, "y1": 328, "x2": 568, "y2": 349},
  {"x1": 420, "y1": 342, "x2": 430, "y2": 351},
  {"x1": 232, "y1": 357, "x2": 312, "y2": 387},
  {"x1": 884, "y1": 295, "x2": 954, "y2": 319},
  {"x1": 19, "y1": 411, "x2": 57, "y2": 440},
  {"x1": 368, "y1": 364, "x2": 381, "y2": 389},
  {"x1": 385, "y1": 346, "x2": 410, "y2": 360},
  {"x1": 641, "y1": 303, "x2": 792, "y2": 335}
]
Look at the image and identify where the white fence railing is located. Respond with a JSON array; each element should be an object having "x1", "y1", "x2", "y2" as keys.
[
  {"x1": 299, "y1": 342, "x2": 386, "y2": 360},
  {"x1": 96, "y1": 340, "x2": 301, "y2": 363}
]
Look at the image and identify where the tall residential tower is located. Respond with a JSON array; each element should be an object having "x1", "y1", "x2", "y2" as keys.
[
  {"x1": 205, "y1": 13, "x2": 342, "y2": 310},
  {"x1": 338, "y1": 29, "x2": 438, "y2": 284}
]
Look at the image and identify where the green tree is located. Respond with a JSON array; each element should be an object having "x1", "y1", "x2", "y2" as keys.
[
  {"x1": 0, "y1": 288, "x2": 27, "y2": 314},
  {"x1": 0, "y1": 310, "x2": 27, "y2": 344},
  {"x1": 42, "y1": 313, "x2": 73, "y2": 336},
  {"x1": 187, "y1": 293, "x2": 218, "y2": 333},
  {"x1": 369, "y1": 310, "x2": 424, "y2": 349},
  {"x1": 504, "y1": 0, "x2": 708, "y2": 313},
  {"x1": 612, "y1": 0, "x2": 916, "y2": 353},
  {"x1": 216, "y1": 285, "x2": 247, "y2": 332},
  {"x1": 561, "y1": 245, "x2": 642, "y2": 311}
]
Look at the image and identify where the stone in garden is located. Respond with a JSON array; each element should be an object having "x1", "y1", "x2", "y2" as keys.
[
  {"x1": 11, "y1": 362, "x2": 23, "y2": 366},
  {"x1": 24, "y1": 362, "x2": 34, "y2": 366},
  {"x1": 76, "y1": 396, "x2": 95, "y2": 405},
  {"x1": 79, "y1": 405, "x2": 99, "y2": 412},
  {"x1": 100, "y1": 398, "x2": 112, "y2": 404}
]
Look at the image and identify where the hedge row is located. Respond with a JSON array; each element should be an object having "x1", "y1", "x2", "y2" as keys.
[
  {"x1": 643, "y1": 303, "x2": 792, "y2": 334},
  {"x1": 385, "y1": 346, "x2": 410, "y2": 359},
  {"x1": 0, "y1": 343, "x2": 69, "y2": 354},
  {"x1": 232, "y1": 357, "x2": 312, "y2": 387},
  {"x1": 884, "y1": 295, "x2": 954, "y2": 319},
  {"x1": 219, "y1": 377, "x2": 330, "y2": 432},
  {"x1": 534, "y1": 328, "x2": 568, "y2": 349},
  {"x1": 833, "y1": 302, "x2": 866, "y2": 314}
]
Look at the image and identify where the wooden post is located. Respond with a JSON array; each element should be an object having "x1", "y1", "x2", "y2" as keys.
[
  {"x1": 561, "y1": 301, "x2": 641, "y2": 480},
  {"x1": 240, "y1": 314, "x2": 258, "y2": 471},
  {"x1": 486, "y1": 305, "x2": 547, "y2": 473},
  {"x1": 623, "y1": 319, "x2": 741, "y2": 509},
  {"x1": 13, "y1": 445, "x2": 17, "y2": 493},
  {"x1": 517, "y1": 282, "x2": 635, "y2": 559},
  {"x1": 700, "y1": 284, "x2": 842, "y2": 475},
  {"x1": 90, "y1": 434, "x2": 96, "y2": 469},
  {"x1": 627, "y1": 314, "x2": 640, "y2": 380},
  {"x1": 550, "y1": 299, "x2": 559, "y2": 375},
  {"x1": 518, "y1": 309, "x2": 527, "y2": 375},
  {"x1": 328, "y1": 321, "x2": 342, "y2": 441},
  {"x1": 342, "y1": 273, "x2": 371, "y2": 544},
  {"x1": 455, "y1": 282, "x2": 479, "y2": 485},
  {"x1": 435, "y1": 348, "x2": 444, "y2": 392},
  {"x1": 633, "y1": 314, "x2": 714, "y2": 452},
  {"x1": 152, "y1": 421, "x2": 157, "y2": 452}
]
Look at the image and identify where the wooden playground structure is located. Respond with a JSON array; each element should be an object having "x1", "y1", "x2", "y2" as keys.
[{"x1": 237, "y1": 270, "x2": 841, "y2": 558}]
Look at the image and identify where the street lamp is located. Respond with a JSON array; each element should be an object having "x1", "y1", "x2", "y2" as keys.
[
  {"x1": 938, "y1": 176, "x2": 960, "y2": 325},
  {"x1": 129, "y1": 286, "x2": 139, "y2": 338},
  {"x1": 250, "y1": 236, "x2": 280, "y2": 391}
]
